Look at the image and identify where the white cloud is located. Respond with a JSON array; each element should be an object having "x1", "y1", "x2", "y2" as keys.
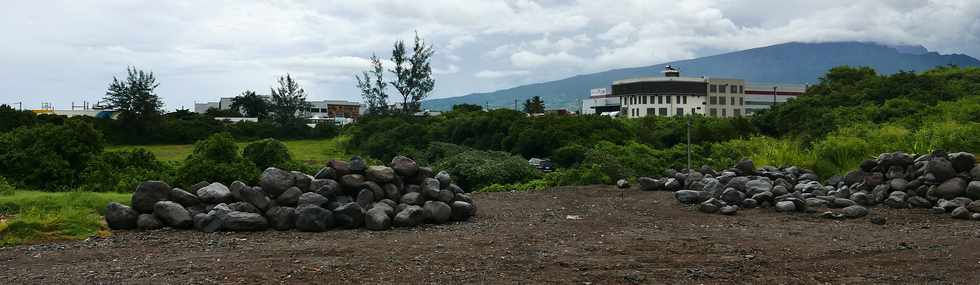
[
  {"x1": 434, "y1": 64, "x2": 460, "y2": 75},
  {"x1": 475, "y1": 70, "x2": 530, "y2": 79},
  {"x1": 510, "y1": 50, "x2": 585, "y2": 69}
]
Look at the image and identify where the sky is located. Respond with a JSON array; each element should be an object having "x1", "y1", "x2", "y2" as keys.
[{"x1": 1, "y1": 0, "x2": 979, "y2": 111}]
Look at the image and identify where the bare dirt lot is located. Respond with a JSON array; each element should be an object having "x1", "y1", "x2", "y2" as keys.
[{"x1": 2, "y1": 186, "x2": 980, "y2": 284}]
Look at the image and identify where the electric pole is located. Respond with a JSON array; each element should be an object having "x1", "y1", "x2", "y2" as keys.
[{"x1": 686, "y1": 115, "x2": 692, "y2": 172}]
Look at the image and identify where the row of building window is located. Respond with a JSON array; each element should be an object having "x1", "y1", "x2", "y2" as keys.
[
  {"x1": 624, "y1": 95, "x2": 688, "y2": 105},
  {"x1": 709, "y1": 84, "x2": 744, "y2": 94},
  {"x1": 708, "y1": 96, "x2": 744, "y2": 106},
  {"x1": 629, "y1": 107, "x2": 699, "y2": 117},
  {"x1": 708, "y1": 108, "x2": 742, "y2": 117}
]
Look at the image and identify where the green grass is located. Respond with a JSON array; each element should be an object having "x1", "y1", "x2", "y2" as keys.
[
  {"x1": 107, "y1": 136, "x2": 350, "y2": 163},
  {"x1": 0, "y1": 191, "x2": 131, "y2": 246}
]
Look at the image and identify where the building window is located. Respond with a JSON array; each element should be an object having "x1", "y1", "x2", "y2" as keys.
[
  {"x1": 646, "y1": 108, "x2": 655, "y2": 116},
  {"x1": 675, "y1": 96, "x2": 680, "y2": 104},
  {"x1": 691, "y1": 108, "x2": 696, "y2": 115},
  {"x1": 730, "y1": 85, "x2": 737, "y2": 93},
  {"x1": 719, "y1": 96, "x2": 726, "y2": 105},
  {"x1": 739, "y1": 85, "x2": 744, "y2": 93},
  {"x1": 643, "y1": 96, "x2": 648, "y2": 104},
  {"x1": 658, "y1": 96, "x2": 663, "y2": 104},
  {"x1": 666, "y1": 96, "x2": 671, "y2": 104},
  {"x1": 709, "y1": 108, "x2": 717, "y2": 117},
  {"x1": 709, "y1": 96, "x2": 716, "y2": 104},
  {"x1": 722, "y1": 109, "x2": 727, "y2": 117},
  {"x1": 659, "y1": 108, "x2": 667, "y2": 116},
  {"x1": 720, "y1": 85, "x2": 727, "y2": 93},
  {"x1": 676, "y1": 108, "x2": 684, "y2": 116},
  {"x1": 734, "y1": 109, "x2": 741, "y2": 117},
  {"x1": 710, "y1": 84, "x2": 717, "y2": 93},
  {"x1": 739, "y1": 97, "x2": 744, "y2": 105},
  {"x1": 682, "y1": 96, "x2": 688, "y2": 104},
  {"x1": 730, "y1": 97, "x2": 735, "y2": 105}
]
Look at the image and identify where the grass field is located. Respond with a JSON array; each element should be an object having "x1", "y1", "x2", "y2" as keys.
[
  {"x1": 0, "y1": 191, "x2": 131, "y2": 246},
  {"x1": 106, "y1": 136, "x2": 351, "y2": 163}
]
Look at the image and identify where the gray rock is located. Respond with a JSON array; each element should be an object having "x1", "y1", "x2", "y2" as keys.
[
  {"x1": 371, "y1": 202, "x2": 395, "y2": 217},
  {"x1": 405, "y1": 184, "x2": 421, "y2": 194},
  {"x1": 436, "y1": 189, "x2": 455, "y2": 203},
  {"x1": 424, "y1": 201, "x2": 452, "y2": 224},
  {"x1": 908, "y1": 196, "x2": 933, "y2": 208},
  {"x1": 292, "y1": 171, "x2": 313, "y2": 192},
  {"x1": 238, "y1": 186, "x2": 271, "y2": 211},
  {"x1": 637, "y1": 177, "x2": 663, "y2": 191},
  {"x1": 934, "y1": 177, "x2": 968, "y2": 199},
  {"x1": 229, "y1": 180, "x2": 248, "y2": 201},
  {"x1": 971, "y1": 165, "x2": 980, "y2": 180},
  {"x1": 390, "y1": 156, "x2": 419, "y2": 177},
  {"x1": 131, "y1": 181, "x2": 171, "y2": 213},
  {"x1": 340, "y1": 174, "x2": 366, "y2": 190},
  {"x1": 137, "y1": 214, "x2": 163, "y2": 230},
  {"x1": 383, "y1": 183, "x2": 401, "y2": 202},
  {"x1": 664, "y1": 178, "x2": 682, "y2": 192},
  {"x1": 366, "y1": 166, "x2": 396, "y2": 183},
  {"x1": 724, "y1": 177, "x2": 750, "y2": 192},
  {"x1": 966, "y1": 181, "x2": 980, "y2": 200},
  {"x1": 939, "y1": 199, "x2": 963, "y2": 212},
  {"x1": 699, "y1": 199, "x2": 721, "y2": 213},
  {"x1": 363, "y1": 181, "x2": 385, "y2": 201},
  {"x1": 313, "y1": 179, "x2": 340, "y2": 198},
  {"x1": 805, "y1": 198, "x2": 830, "y2": 208},
  {"x1": 105, "y1": 202, "x2": 139, "y2": 230},
  {"x1": 745, "y1": 179, "x2": 773, "y2": 196},
  {"x1": 929, "y1": 207, "x2": 947, "y2": 215},
  {"x1": 884, "y1": 192, "x2": 909, "y2": 208},
  {"x1": 775, "y1": 201, "x2": 797, "y2": 212},
  {"x1": 365, "y1": 207, "x2": 392, "y2": 230},
  {"x1": 356, "y1": 189, "x2": 375, "y2": 209},
  {"x1": 872, "y1": 185, "x2": 889, "y2": 204},
  {"x1": 275, "y1": 187, "x2": 302, "y2": 207},
  {"x1": 422, "y1": 178, "x2": 442, "y2": 200},
  {"x1": 740, "y1": 198, "x2": 758, "y2": 209},
  {"x1": 349, "y1": 156, "x2": 367, "y2": 174},
  {"x1": 170, "y1": 188, "x2": 200, "y2": 207},
  {"x1": 885, "y1": 166, "x2": 907, "y2": 180},
  {"x1": 192, "y1": 213, "x2": 212, "y2": 231},
  {"x1": 925, "y1": 158, "x2": 956, "y2": 182},
  {"x1": 870, "y1": 216, "x2": 887, "y2": 225},
  {"x1": 222, "y1": 211, "x2": 268, "y2": 231},
  {"x1": 972, "y1": 213, "x2": 980, "y2": 220},
  {"x1": 393, "y1": 205, "x2": 426, "y2": 227},
  {"x1": 227, "y1": 201, "x2": 261, "y2": 214},
  {"x1": 328, "y1": 160, "x2": 351, "y2": 177},
  {"x1": 436, "y1": 171, "x2": 453, "y2": 189},
  {"x1": 949, "y1": 152, "x2": 977, "y2": 173},
  {"x1": 298, "y1": 192, "x2": 328, "y2": 207},
  {"x1": 719, "y1": 205, "x2": 738, "y2": 215},
  {"x1": 260, "y1": 167, "x2": 295, "y2": 198},
  {"x1": 735, "y1": 159, "x2": 755, "y2": 175},
  {"x1": 448, "y1": 184, "x2": 465, "y2": 194},
  {"x1": 842, "y1": 205, "x2": 869, "y2": 218},
  {"x1": 889, "y1": 178, "x2": 908, "y2": 192},
  {"x1": 295, "y1": 205, "x2": 333, "y2": 232},
  {"x1": 720, "y1": 188, "x2": 746, "y2": 204},
  {"x1": 187, "y1": 181, "x2": 210, "y2": 193},
  {"x1": 265, "y1": 206, "x2": 297, "y2": 231},
  {"x1": 951, "y1": 206, "x2": 971, "y2": 219},
  {"x1": 450, "y1": 201, "x2": 475, "y2": 221},
  {"x1": 401, "y1": 192, "x2": 424, "y2": 206},
  {"x1": 832, "y1": 198, "x2": 857, "y2": 208},
  {"x1": 674, "y1": 190, "x2": 709, "y2": 204},
  {"x1": 772, "y1": 185, "x2": 789, "y2": 196},
  {"x1": 850, "y1": 192, "x2": 871, "y2": 206},
  {"x1": 153, "y1": 201, "x2": 192, "y2": 228},
  {"x1": 197, "y1": 182, "x2": 233, "y2": 204},
  {"x1": 333, "y1": 202, "x2": 365, "y2": 229},
  {"x1": 314, "y1": 166, "x2": 336, "y2": 180},
  {"x1": 967, "y1": 200, "x2": 980, "y2": 212},
  {"x1": 844, "y1": 170, "x2": 868, "y2": 186}
]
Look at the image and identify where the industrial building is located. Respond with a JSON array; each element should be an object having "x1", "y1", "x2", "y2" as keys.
[{"x1": 593, "y1": 66, "x2": 805, "y2": 118}]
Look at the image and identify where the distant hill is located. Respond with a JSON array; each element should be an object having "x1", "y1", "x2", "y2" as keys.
[{"x1": 422, "y1": 42, "x2": 980, "y2": 111}]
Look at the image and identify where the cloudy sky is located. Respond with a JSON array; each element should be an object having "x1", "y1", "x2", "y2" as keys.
[{"x1": 1, "y1": 0, "x2": 979, "y2": 111}]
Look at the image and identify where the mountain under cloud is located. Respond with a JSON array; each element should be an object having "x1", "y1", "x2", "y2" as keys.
[{"x1": 1, "y1": 0, "x2": 978, "y2": 110}]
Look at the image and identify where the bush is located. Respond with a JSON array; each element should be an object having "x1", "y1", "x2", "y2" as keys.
[
  {"x1": 77, "y1": 149, "x2": 175, "y2": 193},
  {"x1": 434, "y1": 150, "x2": 539, "y2": 191},
  {"x1": 243, "y1": 138, "x2": 292, "y2": 170},
  {"x1": 0, "y1": 119, "x2": 104, "y2": 190},
  {"x1": 175, "y1": 133, "x2": 258, "y2": 187},
  {"x1": 0, "y1": 177, "x2": 14, "y2": 196},
  {"x1": 552, "y1": 143, "x2": 587, "y2": 167}
]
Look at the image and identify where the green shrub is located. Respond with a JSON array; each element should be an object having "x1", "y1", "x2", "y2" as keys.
[
  {"x1": 0, "y1": 177, "x2": 14, "y2": 196},
  {"x1": 243, "y1": 138, "x2": 292, "y2": 170},
  {"x1": 77, "y1": 149, "x2": 175, "y2": 193},
  {"x1": 552, "y1": 143, "x2": 587, "y2": 167},
  {"x1": 434, "y1": 150, "x2": 539, "y2": 191},
  {"x1": 175, "y1": 133, "x2": 258, "y2": 187},
  {"x1": 0, "y1": 119, "x2": 104, "y2": 190}
]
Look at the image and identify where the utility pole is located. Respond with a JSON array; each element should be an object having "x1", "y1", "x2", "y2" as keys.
[
  {"x1": 686, "y1": 115, "x2": 692, "y2": 172},
  {"x1": 772, "y1": 86, "x2": 777, "y2": 109},
  {"x1": 18, "y1": 102, "x2": 22, "y2": 111}
]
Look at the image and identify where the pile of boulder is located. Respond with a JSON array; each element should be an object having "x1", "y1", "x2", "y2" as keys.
[
  {"x1": 647, "y1": 151, "x2": 980, "y2": 220},
  {"x1": 104, "y1": 156, "x2": 477, "y2": 232}
]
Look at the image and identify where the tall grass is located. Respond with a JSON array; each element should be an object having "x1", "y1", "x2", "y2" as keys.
[{"x1": 0, "y1": 191, "x2": 130, "y2": 246}]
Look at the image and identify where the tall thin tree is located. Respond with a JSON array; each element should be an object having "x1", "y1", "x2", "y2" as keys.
[
  {"x1": 356, "y1": 53, "x2": 389, "y2": 114},
  {"x1": 389, "y1": 32, "x2": 435, "y2": 113},
  {"x1": 103, "y1": 66, "x2": 163, "y2": 124},
  {"x1": 269, "y1": 74, "x2": 311, "y2": 125}
]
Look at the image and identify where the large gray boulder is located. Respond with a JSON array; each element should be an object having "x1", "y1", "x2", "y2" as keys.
[
  {"x1": 222, "y1": 211, "x2": 268, "y2": 231},
  {"x1": 169, "y1": 188, "x2": 200, "y2": 207},
  {"x1": 934, "y1": 177, "x2": 968, "y2": 199},
  {"x1": 366, "y1": 166, "x2": 396, "y2": 184},
  {"x1": 314, "y1": 167, "x2": 336, "y2": 180},
  {"x1": 298, "y1": 192, "x2": 328, "y2": 207},
  {"x1": 402, "y1": 192, "x2": 424, "y2": 206},
  {"x1": 674, "y1": 190, "x2": 709, "y2": 204},
  {"x1": 842, "y1": 205, "x2": 869, "y2": 218},
  {"x1": 340, "y1": 174, "x2": 366, "y2": 190},
  {"x1": 925, "y1": 158, "x2": 956, "y2": 182},
  {"x1": 424, "y1": 201, "x2": 452, "y2": 224},
  {"x1": 265, "y1": 206, "x2": 297, "y2": 231},
  {"x1": 356, "y1": 189, "x2": 375, "y2": 209},
  {"x1": 435, "y1": 171, "x2": 453, "y2": 189},
  {"x1": 349, "y1": 156, "x2": 367, "y2": 174},
  {"x1": 197, "y1": 182, "x2": 233, "y2": 204},
  {"x1": 370, "y1": 202, "x2": 396, "y2": 217},
  {"x1": 295, "y1": 205, "x2": 333, "y2": 232},
  {"x1": 971, "y1": 165, "x2": 980, "y2": 180},
  {"x1": 132, "y1": 181, "x2": 172, "y2": 213},
  {"x1": 227, "y1": 201, "x2": 261, "y2": 214},
  {"x1": 745, "y1": 179, "x2": 773, "y2": 195},
  {"x1": 365, "y1": 207, "x2": 392, "y2": 230},
  {"x1": 450, "y1": 201, "x2": 475, "y2": 221},
  {"x1": 153, "y1": 201, "x2": 192, "y2": 228},
  {"x1": 908, "y1": 196, "x2": 933, "y2": 208},
  {"x1": 720, "y1": 188, "x2": 746, "y2": 204},
  {"x1": 965, "y1": 181, "x2": 980, "y2": 200},
  {"x1": 422, "y1": 178, "x2": 442, "y2": 200},
  {"x1": 105, "y1": 202, "x2": 139, "y2": 230},
  {"x1": 883, "y1": 191, "x2": 908, "y2": 208},
  {"x1": 328, "y1": 160, "x2": 351, "y2": 177},
  {"x1": 312, "y1": 179, "x2": 340, "y2": 198},
  {"x1": 292, "y1": 171, "x2": 314, "y2": 192},
  {"x1": 137, "y1": 214, "x2": 163, "y2": 230},
  {"x1": 734, "y1": 159, "x2": 755, "y2": 175},
  {"x1": 951, "y1": 206, "x2": 971, "y2": 219},
  {"x1": 276, "y1": 186, "x2": 302, "y2": 207},
  {"x1": 333, "y1": 202, "x2": 365, "y2": 228},
  {"x1": 393, "y1": 205, "x2": 426, "y2": 227},
  {"x1": 390, "y1": 156, "x2": 419, "y2": 177},
  {"x1": 637, "y1": 177, "x2": 663, "y2": 191},
  {"x1": 775, "y1": 201, "x2": 797, "y2": 212},
  {"x1": 260, "y1": 167, "x2": 295, "y2": 198},
  {"x1": 949, "y1": 152, "x2": 977, "y2": 173},
  {"x1": 383, "y1": 184, "x2": 402, "y2": 202},
  {"x1": 239, "y1": 186, "x2": 272, "y2": 211}
]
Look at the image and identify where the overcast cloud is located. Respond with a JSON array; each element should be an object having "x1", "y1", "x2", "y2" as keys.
[{"x1": 1, "y1": 0, "x2": 978, "y2": 110}]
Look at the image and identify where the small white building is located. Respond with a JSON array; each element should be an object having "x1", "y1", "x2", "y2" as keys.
[{"x1": 616, "y1": 66, "x2": 746, "y2": 118}]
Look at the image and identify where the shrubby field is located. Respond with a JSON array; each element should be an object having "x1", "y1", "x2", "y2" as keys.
[{"x1": 0, "y1": 65, "x2": 978, "y2": 245}]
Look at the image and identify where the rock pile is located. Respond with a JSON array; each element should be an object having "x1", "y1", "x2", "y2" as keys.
[
  {"x1": 105, "y1": 156, "x2": 477, "y2": 232},
  {"x1": 653, "y1": 151, "x2": 980, "y2": 220}
]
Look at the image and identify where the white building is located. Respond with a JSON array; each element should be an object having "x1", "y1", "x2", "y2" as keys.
[
  {"x1": 581, "y1": 88, "x2": 622, "y2": 115},
  {"x1": 744, "y1": 83, "x2": 807, "y2": 115},
  {"x1": 194, "y1": 96, "x2": 361, "y2": 122},
  {"x1": 616, "y1": 66, "x2": 747, "y2": 118}
]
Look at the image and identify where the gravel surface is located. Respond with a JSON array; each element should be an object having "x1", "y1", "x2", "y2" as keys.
[{"x1": 2, "y1": 186, "x2": 980, "y2": 284}]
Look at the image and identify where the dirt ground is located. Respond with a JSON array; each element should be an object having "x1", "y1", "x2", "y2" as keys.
[{"x1": 2, "y1": 186, "x2": 979, "y2": 284}]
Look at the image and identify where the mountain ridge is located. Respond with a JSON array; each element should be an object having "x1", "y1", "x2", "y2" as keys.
[{"x1": 421, "y1": 41, "x2": 980, "y2": 111}]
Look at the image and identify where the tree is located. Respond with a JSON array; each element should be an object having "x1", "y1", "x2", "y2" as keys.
[
  {"x1": 103, "y1": 67, "x2": 163, "y2": 124},
  {"x1": 269, "y1": 74, "x2": 312, "y2": 125},
  {"x1": 356, "y1": 54, "x2": 390, "y2": 114},
  {"x1": 390, "y1": 33, "x2": 435, "y2": 113},
  {"x1": 231, "y1": 90, "x2": 270, "y2": 119},
  {"x1": 452, "y1": 104, "x2": 483, "y2": 113},
  {"x1": 523, "y1": 96, "x2": 545, "y2": 114}
]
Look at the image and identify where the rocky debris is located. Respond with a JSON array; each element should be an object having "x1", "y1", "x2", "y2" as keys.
[
  {"x1": 105, "y1": 156, "x2": 476, "y2": 233},
  {"x1": 616, "y1": 179, "x2": 630, "y2": 189},
  {"x1": 667, "y1": 152, "x2": 980, "y2": 221}
]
